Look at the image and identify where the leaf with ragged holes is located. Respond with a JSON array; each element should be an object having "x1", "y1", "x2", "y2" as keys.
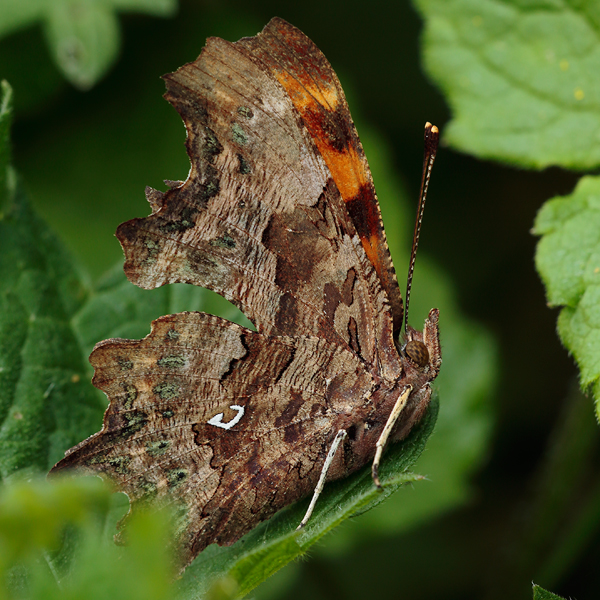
[
  {"x1": 534, "y1": 175, "x2": 600, "y2": 416},
  {"x1": 415, "y1": 0, "x2": 600, "y2": 169}
]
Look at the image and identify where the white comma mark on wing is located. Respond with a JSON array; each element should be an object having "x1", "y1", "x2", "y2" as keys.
[{"x1": 207, "y1": 405, "x2": 245, "y2": 430}]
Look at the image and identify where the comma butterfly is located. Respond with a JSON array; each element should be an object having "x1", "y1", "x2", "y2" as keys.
[{"x1": 51, "y1": 17, "x2": 441, "y2": 571}]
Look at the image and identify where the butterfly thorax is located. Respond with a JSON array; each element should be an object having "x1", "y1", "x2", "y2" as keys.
[{"x1": 322, "y1": 307, "x2": 440, "y2": 482}]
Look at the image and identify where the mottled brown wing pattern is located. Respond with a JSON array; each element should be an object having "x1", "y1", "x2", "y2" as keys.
[
  {"x1": 52, "y1": 312, "x2": 376, "y2": 567},
  {"x1": 116, "y1": 19, "x2": 400, "y2": 379},
  {"x1": 238, "y1": 18, "x2": 404, "y2": 336},
  {"x1": 50, "y1": 18, "x2": 443, "y2": 574}
]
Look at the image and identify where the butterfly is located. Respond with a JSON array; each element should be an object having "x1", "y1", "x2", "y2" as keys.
[{"x1": 50, "y1": 17, "x2": 441, "y2": 571}]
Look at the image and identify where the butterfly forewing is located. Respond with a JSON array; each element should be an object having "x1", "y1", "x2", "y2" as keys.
[
  {"x1": 238, "y1": 19, "x2": 404, "y2": 335},
  {"x1": 116, "y1": 18, "x2": 400, "y2": 378}
]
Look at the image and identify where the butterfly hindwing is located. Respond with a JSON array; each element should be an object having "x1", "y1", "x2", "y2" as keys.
[{"x1": 51, "y1": 312, "x2": 374, "y2": 568}]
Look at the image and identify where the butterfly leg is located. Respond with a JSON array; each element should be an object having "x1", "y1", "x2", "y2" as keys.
[
  {"x1": 297, "y1": 429, "x2": 348, "y2": 530},
  {"x1": 372, "y1": 384, "x2": 413, "y2": 489}
]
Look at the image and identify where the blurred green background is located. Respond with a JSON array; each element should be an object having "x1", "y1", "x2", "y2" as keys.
[{"x1": 2, "y1": 0, "x2": 599, "y2": 598}]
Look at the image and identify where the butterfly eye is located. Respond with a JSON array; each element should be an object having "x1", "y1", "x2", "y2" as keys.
[{"x1": 404, "y1": 340, "x2": 430, "y2": 367}]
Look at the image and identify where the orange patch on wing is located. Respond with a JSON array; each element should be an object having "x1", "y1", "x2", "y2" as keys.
[
  {"x1": 274, "y1": 70, "x2": 367, "y2": 200},
  {"x1": 274, "y1": 65, "x2": 387, "y2": 289},
  {"x1": 321, "y1": 145, "x2": 365, "y2": 200},
  {"x1": 278, "y1": 70, "x2": 340, "y2": 113}
]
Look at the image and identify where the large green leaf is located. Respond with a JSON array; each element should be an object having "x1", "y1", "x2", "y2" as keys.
[
  {"x1": 534, "y1": 175, "x2": 600, "y2": 416},
  {"x1": 0, "y1": 80, "x2": 12, "y2": 213},
  {"x1": 415, "y1": 0, "x2": 600, "y2": 169},
  {"x1": 0, "y1": 84, "x2": 104, "y2": 480}
]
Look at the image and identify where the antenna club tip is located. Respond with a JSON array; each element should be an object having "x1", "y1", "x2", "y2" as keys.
[
  {"x1": 424, "y1": 122, "x2": 439, "y2": 153},
  {"x1": 424, "y1": 122, "x2": 439, "y2": 135}
]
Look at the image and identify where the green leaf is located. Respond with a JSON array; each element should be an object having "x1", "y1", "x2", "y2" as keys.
[
  {"x1": 111, "y1": 0, "x2": 178, "y2": 13},
  {"x1": 0, "y1": 86, "x2": 105, "y2": 480},
  {"x1": 176, "y1": 399, "x2": 438, "y2": 600},
  {"x1": 532, "y1": 583, "x2": 566, "y2": 600},
  {"x1": 0, "y1": 0, "x2": 46, "y2": 38},
  {"x1": 0, "y1": 204, "x2": 104, "y2": 479},
  {"x1": 0, "y1": 477, "x2": 110, "y2": 571},
  {"x1": 73, "y1": 265, "x2": 252, "y2": 360},
  {"x1": 0, "y1": 80, "x2": 13, "y2": 214},
  {"x1": 0, "y1": 476, "x2": 174, "y2": 600},
  {"x1": 43, "y1": 0, "x2": 121, "y2": 91},
  {"x1": 534, "y1": 175, "x2": 600, "y2": 416},
  {"x1": 0, "y1": 0, "x2": 177, "y2": 90},
  {"x1": 415, "y1": 0, "x2": 600, "y2": 169}
]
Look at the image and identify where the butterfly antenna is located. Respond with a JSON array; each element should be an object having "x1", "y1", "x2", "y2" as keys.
[{"x1": 404, "y1": 122, "x2": 439, "y2": 337}]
